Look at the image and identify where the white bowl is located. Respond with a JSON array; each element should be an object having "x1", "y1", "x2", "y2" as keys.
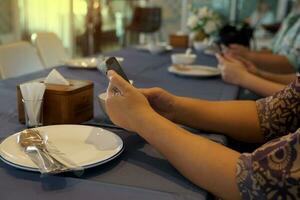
[
  {"x1": 171, "y1": 53, "x2": 197, "y2": 65},
  {"x1": 98, "y1": 80, "x2": 134, "y2": 116},
  {"x1": 98, "y1": 92, "x2": 108, "y2": 116},
  {"x1": 193, "y1": 41, "x2": 209, "y2": 51},
  {"x1": 148, "y1": 43, "x2": 166, "y2": 54}
]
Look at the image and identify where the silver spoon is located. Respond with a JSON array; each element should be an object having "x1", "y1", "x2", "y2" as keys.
[{"x1": 18, "y1": 129, "x2": 66, "y2": 173}]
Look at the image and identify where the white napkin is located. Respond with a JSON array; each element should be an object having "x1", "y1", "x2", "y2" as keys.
[
  {"x1": 44, "y1": 69, "x2": 70, "y2": 86},
  {"x1": 20, "y1": 82, "x2": 46, "y2": 126}
]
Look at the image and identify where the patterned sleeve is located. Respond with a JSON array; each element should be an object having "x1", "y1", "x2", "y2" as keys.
[
  {"x1": 256, "y1": 78, "x2": 300, "y2": 141},
  {"x1": 236, "y1": 131, "x2": 300, "y2": 199},
  {"x1": 236, "y1": 78, "x2": 300, "y2": 199}
]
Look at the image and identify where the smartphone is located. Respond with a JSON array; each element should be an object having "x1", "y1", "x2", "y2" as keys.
[
  {"x1": 215, "y1": 43, "x2": 228, "y2": 55},
  {"x1": 221, "y1": 44, "x2": 228, "y2": 53},
  {"x1": 215, "y1": 43, "x2": 223, "y2": 55},
  {"x1": 105, "y1": 57, "x2": 130, "y2": 83}
]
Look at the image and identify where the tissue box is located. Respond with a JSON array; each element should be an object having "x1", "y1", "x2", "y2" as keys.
[{"x1": 17, "y1": 80, "x2": 94, "y2": 125}]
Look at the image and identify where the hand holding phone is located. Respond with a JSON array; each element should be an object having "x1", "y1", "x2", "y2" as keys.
[
  {"x1": 215, "y1": 43, "x2": 228, "y2": 55},
  {"x1": 105, "y1": 57, "x2": 130, "y2": 83}
]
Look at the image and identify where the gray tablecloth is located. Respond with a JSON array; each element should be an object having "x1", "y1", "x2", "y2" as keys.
[{"x1": 0, "y1": 48, "x2": 238, "y2": 200}]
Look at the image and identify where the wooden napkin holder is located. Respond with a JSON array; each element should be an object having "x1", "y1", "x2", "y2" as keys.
[
  {"x1": 17, "y1": 80, "x2": 94, "y2": 125},
  {"x1": 169, "y1": 34, "x2": 189, "y2": 48}
]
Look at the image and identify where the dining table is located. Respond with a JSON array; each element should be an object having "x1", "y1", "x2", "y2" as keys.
[{"x1": 0, "y1": 47, "x2": 239, "y2": 200}]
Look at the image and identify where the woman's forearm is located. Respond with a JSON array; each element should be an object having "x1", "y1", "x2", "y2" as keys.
[
  {"x1": 171, "y1": 97, "x2": 263, "y2": 143},
  {"x1": 134, "y1": 111, "x2": 241, "y2": 200},
  {"x1": 257, "y1": 69, "x2": 296, "y2": 84},
  {"x1": 247, "y1": 52, "x2": 295, "y2": 73},
  {"x1": 240, "y1": 72, "x2": 285, "y2": 97}
]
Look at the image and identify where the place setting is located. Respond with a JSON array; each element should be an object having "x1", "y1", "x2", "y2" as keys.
[
  {"x1": 62, "y1": 56, "x2": 124, "y2": 70},
  {"x1": 134, "y1": 42, "x2": 173, "y2": 54},
  {"x1": 0, "y1": 125, "x2": 124, "y2": 174},
  {"x1": 0, "y1": 67, "x2": 124, "y2": 175},
  {"x1": 168, "y1": 48, "x2": 221, "y2": 78}
]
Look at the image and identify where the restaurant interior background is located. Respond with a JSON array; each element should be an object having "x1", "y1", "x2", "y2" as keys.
[
  {"x1": 0, "y1": 0, "x2": 291, "y2": 57},
  {"x1": 0, "y1": 1, "x2": 298, "y2": 199}
]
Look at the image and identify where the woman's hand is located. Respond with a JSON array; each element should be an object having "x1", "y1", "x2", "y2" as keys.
[
  {"x1": 227, "y1": 44, "x2": 251, "y2": 59},
  {"x1": 139, "y1": 87, "x2": 178, "y2": 121},
  {"x1": 216, "y1": 54, "x2": 250, "y2": 85},
  {"x1": 105, "y1": 70, "x2": 154, "y2": 132},
  {"x1": 232, "y1": 55, "x2": 258, "y2": 75}
]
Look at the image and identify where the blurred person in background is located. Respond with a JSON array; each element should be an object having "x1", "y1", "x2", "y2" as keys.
[
  {"x1": 245, "y1": 0, "x2": 275, "y2": 28},
  {"x1": 246, "y1": 0, "x2": 276, "y2": 39},
  {"x1": 216, "y1": 0, "x2": 300, "y2": 98},
  {"x1": 226, "y1": 0, "x2": 300, "y2": 74}
]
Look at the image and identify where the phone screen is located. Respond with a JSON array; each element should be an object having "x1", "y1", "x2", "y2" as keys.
[
  {"x1": 106, "y1": 57, "x2": 130, "y2": 83},
  {"x1": 216, "y1": 43, "x2": 223, "y2": 55},
  {"x1": 216, "y1": 43, "x2": 229, "y2": 55}
]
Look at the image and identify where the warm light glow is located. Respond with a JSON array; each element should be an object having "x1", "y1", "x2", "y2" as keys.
[
  {"x1": 31, "y1": 33, "x2": 37, "y2": 42},
  {"x1": 18, "y1": 0, "x2": 72, "y2": 53},
  {"x1": 73, "y1": 0, "x2": 87, "y2": 15},
  {"x1": 93, "y1": 2, "x2": 100, "y2": 9}
]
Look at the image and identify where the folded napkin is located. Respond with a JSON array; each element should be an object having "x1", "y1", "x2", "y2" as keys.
[
  {"x1": 44, "y1": 69, "x2": 70, "y2": 86},
  {"x1": 20, "y1": 82, "x2": 46, "y2": 126}
]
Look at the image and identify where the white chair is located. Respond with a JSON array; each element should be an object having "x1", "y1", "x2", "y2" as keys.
[
  {"x1": 0, "y1": 41, "x2": 44, "y2": 79},
  {"x1": 32, "y1": 32, "x2": 69, "y2": 68}
]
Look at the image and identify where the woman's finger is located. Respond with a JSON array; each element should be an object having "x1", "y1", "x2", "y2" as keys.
[
  {"x1": 229, "y1": 44, "x2": 243, "y2": 49},
  {"x1": 138, "y1": 88, "x2": 152, "y2": 95},
  {"x1": 217, "y1": 64, "x2": 224, "y2": 70},
  {"x1": 107, "y1": 70, "x2": 132, "y2": 94},
  {"x1": 224, "y1": 54, "x2": 244, "y2": 65},
  {"x1": 234, "y1": 56, "x2": 254, "y2": 67},
  {"x1": 107, "y1": 82, "x2": 120, "y2": 98},
  {"x1": 220, "y1": 57, "x2": 233, "y2": 67},
  {"x1": 216, "y1": 53, "x2": 227, "y2": 64},
  {"x1": 223, "y1": 54, "x2": 237, "y2": 62}
]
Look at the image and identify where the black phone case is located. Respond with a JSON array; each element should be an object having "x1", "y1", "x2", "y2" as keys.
[{"x1": 106, "y1": 57, "x2": 130, "y2": 82}]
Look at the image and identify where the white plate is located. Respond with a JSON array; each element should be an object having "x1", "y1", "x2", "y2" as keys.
[
  {"x1": 134, "y1": 44, "x2": 173, "y2": 52},
  {"x1": 168, "y1": 65, "x2": 221, "y2": 77},
  {"x1": 0, "y1": 125, "x2": 124, "y2": 172},
  {"x1": 203, "y1": 49, "x2": 217, "y2": 56},
  {"x1": 64, "y1": 57, "x2": 124, "y2": 69}
]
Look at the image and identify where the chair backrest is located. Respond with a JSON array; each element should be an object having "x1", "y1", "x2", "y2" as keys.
[
  {"x1": 0, "y1": 41, "x2": 44, "y2": 79},
  {"x1": 32, "y1": 32, "x2": 69, "y2": 68},
  {"x1": 129, "y1": 7, "x2": 162, "y2": 33}
]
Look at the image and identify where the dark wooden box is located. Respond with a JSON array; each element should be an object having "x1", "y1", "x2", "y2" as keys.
[
  {"x1": 17, "y1": 80, "x2": 94, "y2": 125},
  {"x1": 169, "y1": 34, "x2": 189, "y2": 48}
]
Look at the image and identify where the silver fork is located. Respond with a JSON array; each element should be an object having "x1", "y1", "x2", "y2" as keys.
[
  {"x1": 28, "y1": 129, "x2": 83, "y2": 174},
  {"x1": 18, "y1": 129, "x2": 67, "y2": 173},
  {"x1": 24, "y1": 145, "x2": 63, "y2": 173},
  {"x1": 28, "y1": 129, "x2": 69, "y2": 170}
]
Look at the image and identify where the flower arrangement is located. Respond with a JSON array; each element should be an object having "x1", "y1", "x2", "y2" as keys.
[{"x1": 187, "y1": 7, "x2": 222, "y2": 41}]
